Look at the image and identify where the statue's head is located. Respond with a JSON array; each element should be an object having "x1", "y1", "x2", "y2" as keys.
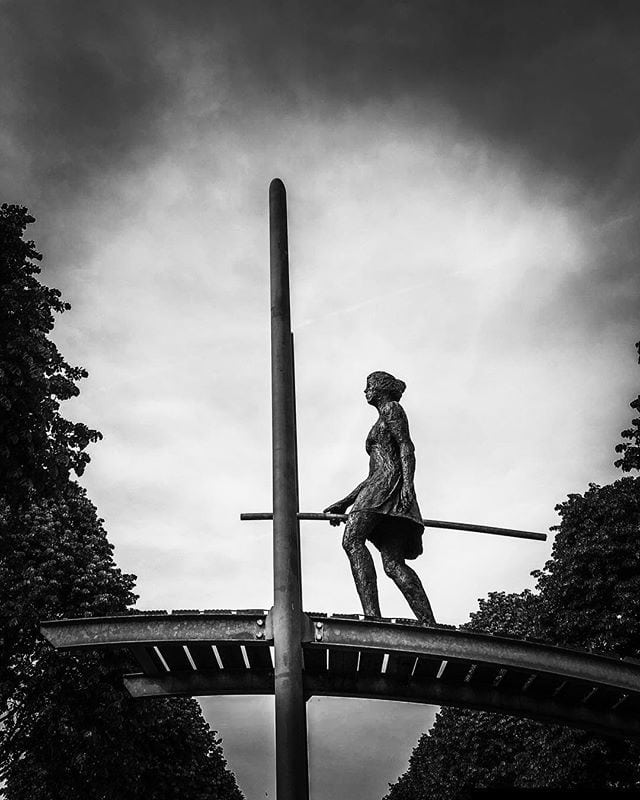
[{"x1": 365, "y1": 371, "x2": 406, "y2": 405}]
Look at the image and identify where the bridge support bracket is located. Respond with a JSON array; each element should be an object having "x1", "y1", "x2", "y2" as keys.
[{"x1": 264, "y1": 607, "x2": 314, "y2": 643}]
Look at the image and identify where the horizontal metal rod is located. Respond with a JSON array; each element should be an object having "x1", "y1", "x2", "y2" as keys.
[{"x1": 240, "y1": 512, "x2": 546, "y2": 541}]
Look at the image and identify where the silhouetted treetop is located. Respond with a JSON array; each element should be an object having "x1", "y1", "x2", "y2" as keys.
[
  {"x1": 615, "y1": 340, "x2": 640, "y2": 472},
  {"x1": 0, "y1": 203, "x2": 101, "y2": 500}
]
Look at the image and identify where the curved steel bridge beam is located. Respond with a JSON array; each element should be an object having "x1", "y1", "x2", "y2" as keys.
[
  {"x1": 40, "y1": 611, "x2": 269, "y2": 649},
  {"x1": 312, "y1": 616, "x2": 640, "y2": 695}
]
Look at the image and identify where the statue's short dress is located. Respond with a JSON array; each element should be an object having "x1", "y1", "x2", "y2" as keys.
[{"x1": 350, "y1": 401, "x2": 424, "y2": 560}]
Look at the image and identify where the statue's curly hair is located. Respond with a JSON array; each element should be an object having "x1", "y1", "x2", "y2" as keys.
[{"x1": 367, "y1": 371, "x2": 406, "y2": 401}]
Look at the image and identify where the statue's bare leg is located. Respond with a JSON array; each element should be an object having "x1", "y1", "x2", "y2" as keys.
[
  {"x1": 342, "y1": 511, "x2": 381, "y2": 617},
  {"x1": 379, "y1": 540, "x2": 436, "y2": 624}
]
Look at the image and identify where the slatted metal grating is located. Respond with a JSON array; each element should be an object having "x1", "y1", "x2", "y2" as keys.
[{"x1": 41, "y1": 609, "x2": 640, "y2": 739}]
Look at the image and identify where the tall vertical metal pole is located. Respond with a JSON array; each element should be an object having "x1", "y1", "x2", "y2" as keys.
[{"x1": 269, "y1": 178, "x2": 309, "y2": 800}]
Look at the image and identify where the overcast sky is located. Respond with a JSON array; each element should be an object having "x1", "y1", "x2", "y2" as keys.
[{"x1": 3, "y1": 1, "x2": 640, "y2": 797}]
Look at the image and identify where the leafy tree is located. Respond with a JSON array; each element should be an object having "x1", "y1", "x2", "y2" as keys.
[
  {"x1": 0, "y1": 205, "x2": 244, "y2": 799},
  {"x1": 615, "y1": 341, "x2": 640, "y2": 472},
  {"x1": 383, "y1": 592, "x2": 544, "y2": 799},
  {"x1": 384, "y1": 346, "x2": 640, "y2": 800},
  {"x1": 385, "y1": 574, "x2": 640, "y2": 799},
  {"x1": 0, "y1": 205, "x2": 101, "y2": 501},
  {"x1": 534, "y1": 478, "x2": 640, "y2": 657}
]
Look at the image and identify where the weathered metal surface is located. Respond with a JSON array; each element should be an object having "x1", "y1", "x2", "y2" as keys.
[
  {"x1": 240, "y1": 512, "x2": 546, "y2": 542},
  {"x1": 40, "y1": 610, "x2": 640, "y2": 739},
  {"x1": 39, "y1": 612, "x2": 640, "y2": 734},
  {"x1": 322, "y1": 371, "x2": 434, "y2": 621},
  {"x1": 304, "y1": 672, "x2": 640, "y2": 740},
  {"x1": 130, "y1": 645, "x2": 163, "y2": 676},
  {"x1": 269, "y1": 177, "x2": 309, "y2": 800},
  {"x1": 124, "y1": 670, "x2": 274, "y2": 698},
  {"x1": 313, "y1": 616, "x2": 640, "y2": 695},
  {"x1": 420, "y1": 518, "x2": 545, "y2": 541},
  {"x1": 40, "y1": 612, "x2": 269, "y2": 650}
]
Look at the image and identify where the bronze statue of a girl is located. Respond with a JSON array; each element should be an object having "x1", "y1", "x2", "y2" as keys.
[{"x1": 324, "y1": 371, "x2": 435, "y2": 624}]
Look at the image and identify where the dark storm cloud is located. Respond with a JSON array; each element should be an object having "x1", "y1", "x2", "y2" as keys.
[
  {"x1": 3, "y1": 0, "x2": 640, "y2": 318},
  {"x1": 157, "y1": 0, "x2": 640, "y2": 194},
  {"x1": 1, "y1": 1, "x2": 185, "y2": 268},
  {"x1": 5, "y1": 0, "x2": 640, "y2": 198},
  {"x1": 1, "y1": 2, "x2": 177, "y2": 200}
]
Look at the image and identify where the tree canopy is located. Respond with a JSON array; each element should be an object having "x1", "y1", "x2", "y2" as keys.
[
  {"x1": 0, "y1": 205, "x2": 244, "y2": 799},
  {"x1": 0, "y1": 205, "x2": 101, "y2": 500},
  {"x1": 384, "y1": 342, "x2": 640, "y2": 799},
  {"x1": 615, "y1": 341, "x2": 640, "y2": 472}
]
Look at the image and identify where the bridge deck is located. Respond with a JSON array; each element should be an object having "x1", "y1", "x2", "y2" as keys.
[{"x1": 41, "y1": 610, "x2": 640, "y2": 740}]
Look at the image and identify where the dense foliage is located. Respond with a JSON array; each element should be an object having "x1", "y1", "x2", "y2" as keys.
[
  {"x1": 384, "y1": 345, "x2": 640, "y2": 800},
  {"x1": 615, "y1": 341, "x2": 640, "y2": 472},
  {"x1": 0, "y1": 205, "x2": 243, "y2": 799},
  {"x1": 0, "y1": 205, "x2": 101, "y2": 500}
]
